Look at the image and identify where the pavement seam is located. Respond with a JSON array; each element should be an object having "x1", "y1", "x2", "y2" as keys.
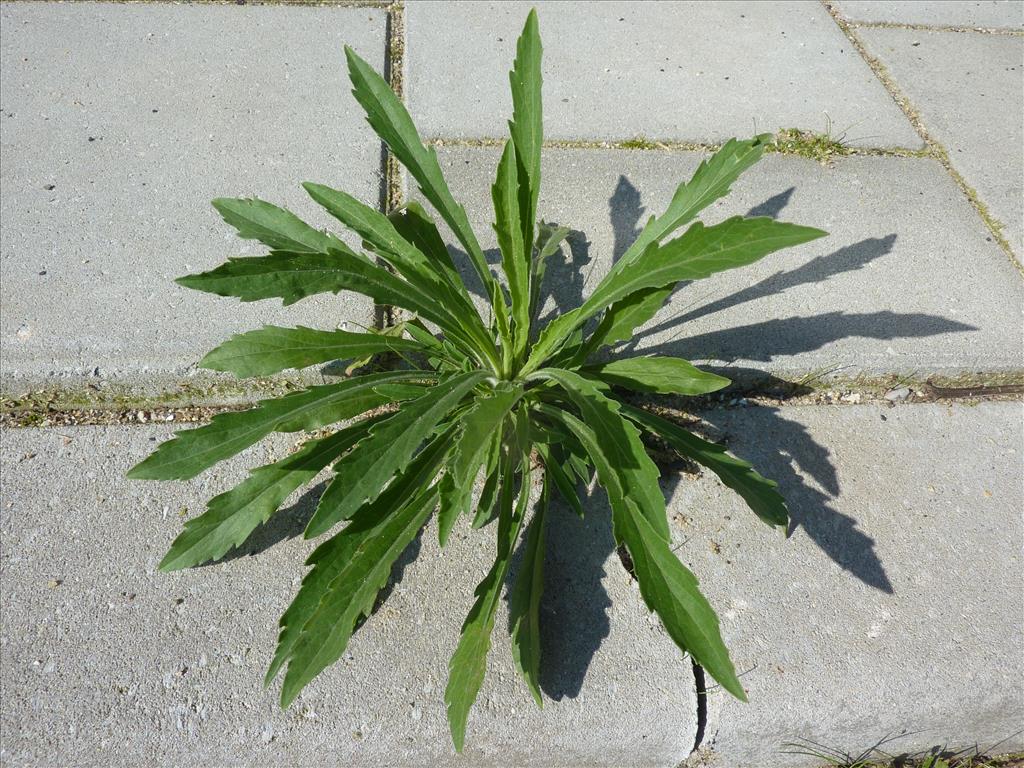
[
  {"x1": 424, "y1": 135, "x2": 932, "y2": 160},
  {"x1": 822, "y1": 0, "x2": 1024, "y2": 276},
  {"x1": 840, "y1": 19, "x2": 1024, "y2": 37}
]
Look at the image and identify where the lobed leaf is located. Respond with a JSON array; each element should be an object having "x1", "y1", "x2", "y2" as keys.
[
  {"x1": 543, "y1": 407, "x2": 745, "y2": 702},
  {"x1": 438, "y1": 383, "x2": 524, "y2": 545},
  {"x1": 127, "y1": 370, "x2": 429, "y2": 481},
  {"x1": 445, "y1": 450, "x2": 532, "y2": 751},
  {"x1": 525, "y1": 216, "x2": 827, "y2": 374},
  {"x1": 492, "y1": 141, "x2": 530, "y2": 361}
]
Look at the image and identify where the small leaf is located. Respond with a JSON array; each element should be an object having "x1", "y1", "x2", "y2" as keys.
[
  {"x1": 305, "y1": 370, "x2": 488, "y2": 538},
  {"x1": 127, "y1": 371, "x2": 429, "y2": 481},
  {"x1": 623, "y1": 405, "x2": 788, "y2": 530},
  {"x1": 508, "y1": 474, "x2": 547, "y2": 706},
  {"x1": 583, "y1": 356, "x2": 730, "y2": 396},
  {"x1": 530, "y1": 221, "x2": 572, "y2": 323},
  {"x1": 438, "y1": 384, "x2": 524, "y2": 545},
  {"x1": 200, "y1": 325, "x2": 423, "y2": 378},
  {"x1": 211, "y1": 197, "x2": 347, "y2": 255}
]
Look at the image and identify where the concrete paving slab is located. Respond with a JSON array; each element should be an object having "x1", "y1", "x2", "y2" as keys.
[
  {"x1": 668, "y1": 401, "x2": 1024, "y2": 765},
  {"x1": 858, "y1": 27, "x2": 1024, "y2": 255},
  {"x1": 0, "y1": 426, "x2": 698, "y2": 767},
  {"x1": 405, "y1": 0, "x2": 922, "y2": 148},
  {"x1": 418, "y1": 146, "x2": 1024, "y2": 380},
  {"x1": 835, "y1": 0, "x2": 1024, "y2": 29},
  {"x1": 0, "y1": 2, "x2": 385, "y2": 393}
]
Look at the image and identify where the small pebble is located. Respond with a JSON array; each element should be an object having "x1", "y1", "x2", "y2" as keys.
[{"x1": 885, "y1": 387, "x2": 911, "y2": 402}]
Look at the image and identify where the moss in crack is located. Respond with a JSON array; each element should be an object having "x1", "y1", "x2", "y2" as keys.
[{"x1": 770, "y1": 127, "x2": 852, "y2": 165}]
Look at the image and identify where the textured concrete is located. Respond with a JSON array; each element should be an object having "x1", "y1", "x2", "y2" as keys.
[
  {"x1": 859, "y1": 27, "x2": 1024, "y2": 255},
  {"x1": 670, "y1": 401, "x2": 1024, "y2": 765},
  {"x1": 0, "y1": 426, "x2": 698, "y2": 768},
  {"x1": 0, "y1": 3, "x2": 383, "y2": 392},
  {"x1": 418, "y1": 146, "x2": 1024, "y2": 379},
  {"x1": 406, "y1": 1, "x2": 922, "y2": 148},
  {"x1": 835, "y1": 0, "x2": 1024, "y2": 28}
]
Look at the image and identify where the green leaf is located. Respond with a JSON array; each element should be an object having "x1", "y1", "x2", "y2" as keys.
[
  {"x1": 199, "y1": 325, "x2": 424, "y2": 378},
  {"x1": 388, "y1": 201, "x2": 471, "y2": 306},
  {"x1": 541, "y1": 406, "x2": 745, "y2": 702},
  {"x1": 470, "y1": 431, "x2": 503, "y2": 529},
  {"x1": 305, "y1": 370, "x2": 488, "y2": 537},
  {"x1": 582, "y1": 285, "x2": 671, "y2": 354},
  {"x1": 508, "y1": 8, "x2": 543, "y2": 249},
  {"x1": 446, "y1": 453, "x2": 531, "y2": 751},
  {"x1": 622, "y1": 405, "x2": 788, "y2": 530},
  {"x1": 158, "y1": 418, "x2": 380, "y2": 572},
  {"x1": 271, "y1": 478, "x2": 442, "y2": 707},
  {"x1": 525, "y1": 216, "x2": 827, "y2": 374},
  {"x1": 439, "y1": 383, "x2": 524, "y2": 546},
  {"x1": 176, "y1": 250, "x2": 486, "y2": 364},
  {"x1": 492, "y1": 141, "x2": 530, "y2": 360},
  {"x1": 508, "y1": 473, "x2": 547, "y2": 706},
  {"x1": 530, "y1": 221, "x2": 572, "y2": 323},
  {"x1": 583, "y1": 356, "x2": 730, "y2": 396},
  {"x1": 267, "y1": 432, "x2": 450, "y2": 693},
  {"x1": 535, "y1": 442, "x2": 583, "y2": 518},
  {"x1": 345, "y1": 46, "x2": 494, "y2": 294},
  {"x1": 614, "y1": 491, "x2": 747, "y2": 701},
  {"x1": 211, "y1": 197, "x2": 348, "y2": 255},
  {"x1": 127, "y1": 370, "x2": 429, "y2": 481},
  {"x1": 613, "y1": 135, "x2": 772, "y2": 272},
  {"x1": 531, "y1": 368, "x2": 668, "y2": 541}
]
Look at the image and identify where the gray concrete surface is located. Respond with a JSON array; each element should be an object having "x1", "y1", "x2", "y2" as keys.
[
  {"x1": 0, "y1": 3, "x2": 383, "y2": 392},
  {"x1": 0, "y1": 426, "x2": 698, "y2": 768},
  {"x1": 670, "y1": 401, "x2": 1024, "y2": 765},
  {"x1": 859, "y1": 27, "x2": 1024, "y2": 256},
  {"x1": 406, "y1": 0, "x2": 923, "y2": 148},
  {"x1": 835, "y1": 0, "x2": 1024, "y2": 28},
  {"x1": 418, "y1": 146, "x2": 1024, "y2": 380}
]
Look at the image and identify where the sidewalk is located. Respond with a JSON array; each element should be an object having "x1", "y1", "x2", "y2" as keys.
[{"x1": 1, "y1": 2, "x2": 1022, "y2": 766}]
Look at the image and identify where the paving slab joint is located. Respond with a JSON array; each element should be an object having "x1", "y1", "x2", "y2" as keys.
[
  {"x1": 11, "y1": 0, "x2": 396, "y2": 6},
  {"x1": 424, "y1": 135, "x2": 931, "y2": 161},
  {"x1": 846, "y1": 19, "x2": 1024, "y2": 37},
  {"x1": 822, "y1": 0, "x2": 1023, "y2": 274}
]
